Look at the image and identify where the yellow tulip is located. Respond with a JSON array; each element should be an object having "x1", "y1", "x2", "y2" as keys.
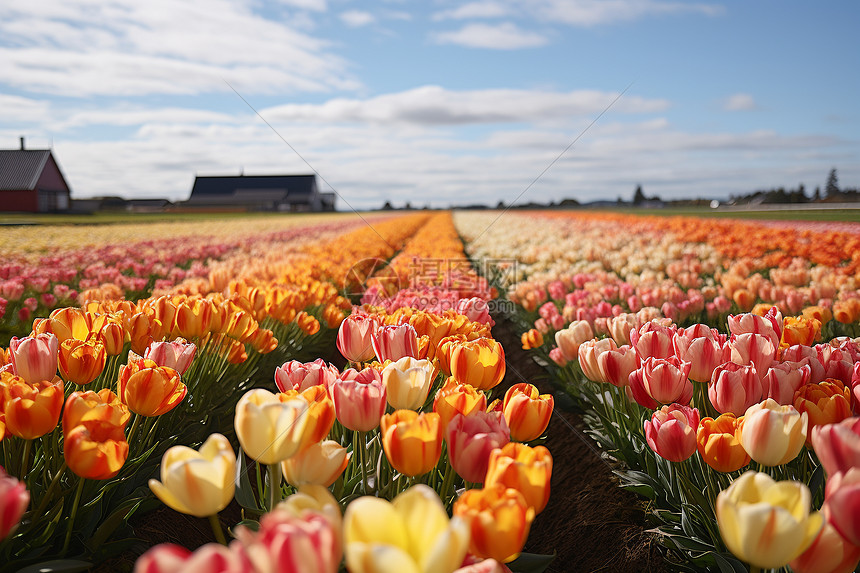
[
  {"x1": 234, "y1": 389, "x2": 309, "y2": 464},
  {"x1": 344, "y1": 484, "x2": 469, "y2": 573},
  {"x1": 739, "y1": 399, "x2": 807, "y2": 466},
  {"x1": 716, "y1": 471, "x2": 823, "y2": 569},
  {"x1": 148, "y1": 433, "x2": 236, "y2": 517},
  {"x1": 282, "y1": 440, "x2": 349, "y2": 487},
  {"x1": 382, "y1": 357, "x2": 437, "y2": 410}
]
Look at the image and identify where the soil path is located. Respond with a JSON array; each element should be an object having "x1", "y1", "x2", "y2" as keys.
[{"x1": 491, "y1": 315, "x2": 665, "y2": 573}]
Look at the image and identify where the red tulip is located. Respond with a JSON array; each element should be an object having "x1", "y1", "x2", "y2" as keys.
[
  {"x1": 597, "y1": 345, "x2": 637, "y2": 388},
  {"x1": 823, "y1": 468, "x2": 860, "y2": 548},
  {"x1": 274, "y1": 359, "x2": 338, "y2": 393},
  {"x1": 709, "y1": 362, "x2": 761, "y2": 416},
  {"x1": 578, "y1": 338, "x2": 617, "y2": 383},
  {"x1": 629, "y1": 356, "x2": 692, "y2": 409},
  {"x1": 730, "y1": 333, "x2": 776, "y2": 378},
  {"x1": 728, "y1": 307, "x2": 782, "y2": 348},
  {"x1": 630, "y1": 320, "x2": 677, "y2": 361},
  {"x1": 673, "y1": 327, "x2": 728, "y2": 383},
  {"x1": 371, "y1": 323, "x2": 419, "y2": 362},
  {"x1": 0, "y1": 466, "x2": 29, "y2": 540},
  {"x1": 644, "y1": 403, "x2": 700, "y2": 463},
  {"x1": 447, "y1": 411, "x2": 510, "y2": 483}
]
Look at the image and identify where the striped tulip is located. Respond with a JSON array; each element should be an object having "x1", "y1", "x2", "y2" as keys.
[
  {"x1": 453, "y1": 485, "x2": 535, "y2": 563},
  {"x1": 118, "y1": 358, "x2": 186, "y2": 417},
  {"x1": 8, "y1": 333, "x2": 58, "y2": 384}
]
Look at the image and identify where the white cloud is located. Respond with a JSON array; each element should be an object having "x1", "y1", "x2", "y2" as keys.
[
  {"x1": 432, "y1": 2, "x2": 510, "y2": 21},
  {"x1": 433, "y1": 22, "x2": 548, "y2": 49},
  {"x1": 262, "y1": 86, "x2": 670, "y2": 125},
  {"x1": 0, "y1": 94, "x2": 51, "y2": 123},
  {"x1": 530, "y1": 0, "x2": 723, "y2": 26},
  {"x1": 340, "y1": 10, "x2": 376, "y2": 27},
  {"x1": 723, "y1": 93, "x2": 758, "y2": 111},
  {"x1": 0, "y1": 0, "x2": 356, "y2": 97}
]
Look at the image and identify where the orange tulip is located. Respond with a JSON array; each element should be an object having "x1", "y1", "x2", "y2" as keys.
[
  {"x1": 35, "y1": 307, "x2": 92, "y2": 343},
  {"x1": 91, "y1": 314, "x2": 126, "y2": 356},
  {"x1": 433, "y1": 379, "x2": 487, "y2": 432},
  {"x1": 454, "y1": 484, "x2": 535, "y2": 563},
  {"x1": 485, "y1": 442, "x2": 552, "y2": 514},
  {"x1": 296, "y1": 311, "x2": 320, "y2": 336},
  {"x1": 0, "y1": 373, "x2": 63, "y2": 439},
  {"x1": 118, "y1": 358, "x2": 187, "y2": 417},
  {"x1": 174, "y1": 298, "x2": 215, "y2": 338},
  {"x1": 502, "y1": 383, "x2": 553, "y2": 442},
  {"x1": 63, "y1": 389, "x2": 130, "y2": 435},
  {"x1": 696, "y1": 413, "x2": 751, "y2": 473},
  {"x1": 126, "y1": 312, "x2": 166, "y2": 355},
  {"x1": 794, "y1": 379, "x2": 853, "y2": 442},
  {"x1": 380, "y1": 410, "x2": 443, "y2": 477},
  {"x1": 801, "y1": 306, "x2": 832, "y2": 326},
  {"x1": 781, "y1": 316, "x2": 821, "y2": 349},
  {"x1": 520, "y1": 329, "x2": 544, "y2": 350},
  {"x1": 281, "y1": 440, "x2": 350, "y2": 487},
  {"x1": 64, "y1": 419, "x2": 129, "y2": 480},
  {"x1": 435, "y1": 334, "x2": 468, "y2": 375},
  {"x1": 450, "y1": 338, "x2": 506, "y2": 391},
  {"x1": 58, "y1": 338, "x2": 107, "y2": 385},
  {"x1": 279, "y1": 385, "x2": 335, "y2": 450}
]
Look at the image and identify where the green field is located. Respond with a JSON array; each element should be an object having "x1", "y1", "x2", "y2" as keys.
[
  {"x1": 586, "y1": 207, "x2": 860, "y2": 222},
  {"x1": 0, "y1": 210, "x2": 358, "y2": 226}
]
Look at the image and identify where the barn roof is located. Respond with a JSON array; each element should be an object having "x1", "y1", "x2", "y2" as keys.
[
  {"x1": 0, "y1": 150, "x2": 51, "y2": 191},
  {"x1": 190, "y1": 175, "x2": 317, "y2": 199}
]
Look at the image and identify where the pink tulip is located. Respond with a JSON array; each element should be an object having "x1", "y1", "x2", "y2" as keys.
[
  {"x1": 371, "y1": 323, "x2": 419, "y2": 362},
  {"x1": 446, "y1": 411, "x2": 511, "y2": 483},
  {"x1": 673, "y1": 328, "x2": 728, "y2": 383},
  {"x1": 0, "y1": 467, "x2": 29, "y2": 540},
  {"x1": 135, "y1": 542, "x2": 252, "y2": 573},
  {"x1": 9, "y1": 333, "x2": 58, "y2": 384},
  {"x1": 238, "y1": 512, "x2": 340, "y2": 573},
  {"x1": 548, "y1": 347, "x2": 567, "y2": 368},
  {"x1": 274, "y1": 359, "x2": 339, "y2": 393},
  {"x1": 709, "y1": 362, "x2": 761, "y2": 416},
  {"x1": 597, "y1": 345, "x2": 637, "y2": 388},
  {"x1": 789, "y1": 521, "x2": 860, "y2": 573},
  {"x1": 730, "y1": 333, "x2": 776, "y2": 378},
  {"x1": 607, "y1": 314, "x2": 638, "y2": 346},
  {"x1": 644, "y1": 404, "x2": 700, "y2": 462},
  {"x1": 811, "y1": 417, "x2": 860, "y2": 477},
  {"x1": 819, "y1": 345, "x2": 855, "y2": 387},
  {"x1": 336, "y1": 314, "x2": 378, "y2": 363},
  {"x1": 577, "y1": 338, "x2": 617, "y2": 383},
  {"x1": 330, "y1": 368, "x2": 386, "y2": 432},
  {"x1": 455, "y1": 297, "x2": 493, "y2": 326},
  {"x1": 144, "y1": 339, "x2": 196, "y2": 375},
  {"x1": 628, "y1": 356, "x2": 692, "y2": 408},
  {"x1": 823, "y1": 468, "x2": 860, "y2": 548},
  {"x1": 784, "y1": 345, "x2": 826, "y2": 384},
  {"x1": 763, "y1": 362, "x2": 812, "y2": 405},
  {"x1": 727, "y1": 307, "x2": 782, "y2": 347},
  {"x1": 631, "y1": 321, "x2": 677, "y2": 361}
]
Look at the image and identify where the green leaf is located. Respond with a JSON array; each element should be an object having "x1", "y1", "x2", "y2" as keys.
[
  {"x1": 229, "y1": 518, "x2": 260, "y2": 537},
  {"x1": 234, "y1": 450, "x2": 259, "y2": 511},
  {"x1": 16, "y1": 560, "x2": 92, "y2": 573},
  {"x1": 507, "y1": 552, "x2": 556, "y2": 573},
  {"x1": 711, "y1": 552, "x2": 747, "y2": 573},
  {"x1": 86, "y1": 497, "x2": 143, "y2": 551}
]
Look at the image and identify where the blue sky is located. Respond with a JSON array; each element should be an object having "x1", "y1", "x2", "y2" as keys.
[{"x1": 1, "y1": 0, "x2": 858, "y2": 208}]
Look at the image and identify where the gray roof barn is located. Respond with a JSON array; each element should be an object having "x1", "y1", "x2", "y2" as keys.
[
  {"x1": 184, "y1": 174, "x2": 335, "y2": 212},
  {"x1": 0, "y1": 139, "x2": 72, "y2": 212}
]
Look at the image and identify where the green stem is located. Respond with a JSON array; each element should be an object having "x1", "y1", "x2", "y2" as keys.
[
  {"x1": 439, "y1": 463, "x2": 456, "y2": 508},
  {"x1": 208, "y1": 514, "x2": 227, "y2": 545},
  {"x1": 62, "y1": 478, "x2": 85, "y2": 555},
  {"x1": 126, "y1": 413, "x2": 143, "y2": 448},
  {"x1": 29, "y1": 462, "x2": 67, "y2": 520},
  {"x1": 268, "y1": 463, "x2": 281, "y2": 511},
  {"x1": 358, "y1": 431, "x2": 368, "y2": 495},
  {"x1": 20, "y1": 439, "x2": 32, "y2": 480}
]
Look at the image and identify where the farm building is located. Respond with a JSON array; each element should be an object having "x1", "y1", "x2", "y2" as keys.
[
  {"x1": 183, "y1": 174, "x2": 336, "y2": 212},
  {"x1": 0, "y1": 138, "x2": 72, "y2": 213}
]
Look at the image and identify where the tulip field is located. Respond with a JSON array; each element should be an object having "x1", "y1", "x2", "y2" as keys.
[{"x1": 1, "y1": 209, "x2": 860, "y2": 573}]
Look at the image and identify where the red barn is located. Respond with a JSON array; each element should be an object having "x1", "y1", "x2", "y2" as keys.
[{"x1": 0, "y1": 138, "x2": 72, "y2": 213}]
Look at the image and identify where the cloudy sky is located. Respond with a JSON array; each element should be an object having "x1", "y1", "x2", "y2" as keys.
[{"x1": 1, "y1": 1, "x2": 858, "y2": 208}]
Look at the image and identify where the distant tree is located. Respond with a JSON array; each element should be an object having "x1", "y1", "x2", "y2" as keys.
[
  {"x1": 813, "y1": 186, "x2": 821, "y2": 201},
  {"x1": 617, "y1": 196, "x2": 623, "y2": 204},
  {"x1": 496, "y1": 200, "x2": 506, "y2": 209},
  {"x1": 633, "y1": 185, "x2": 646, "y2": 205},
  {"x1": 404, "y1": 201, "x2": 412, "y2": 210},
  {"x1": 382, "y1": 201, "x2": 393, "y2": 210},
  {"x1": 826, "y1": 168, "x2": 840, "y2": 198}
]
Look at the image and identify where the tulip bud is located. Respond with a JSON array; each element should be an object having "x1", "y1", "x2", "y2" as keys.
[
  {"x1": 58, "y1": 338, "x2": 107, "y2": 385},
  {"x1": 716, "y1": 471, "x2": 822, "y2": 569},
  {"x1": 578, "y1": 338, "x2": 617, "y2": 383},
  {"x1": 628, "y1": 356, "x2": 692, "y2": 408},
  {"x1": 1, "y1": 373, "x2": 63, "y2": 439},
  {"x1": 380, "y1": 410, "x2": 443, "y2": 477},
  {"x1": 434, "y1": 379, "x2": 487, "y2": 432},
  {"x1": 275, "y1": 359, "x2": 338, "y2": 394},
  {"x1": 65, "y1": 419, "x2": 130, "y2": 480},
  {"x1": 144, "y1": 339, "x2": 197, "y2": 375},
  {"x1": 485, "y1": 442, "x2": 552, "y2": 514},
  {"x1": 118, "y1": 358, "x2": 187, "y2": 417},
  {"x1": 644, "y1": 403, "x2": 699, "y2": 463},
  {"x1": 454, "y1": 485, "x2": 535, "y2": 563},
  {"x1": 740, "y1": 399, "x2": 807, "y2": 466},
  {"x1": 235, "y1": 389, "x2": 309, "y2": 465},
  {"x1": 709, "y1": 362, "x2": 761, "y2": 416},
  {"x1": 330, "y1": 368, "x2": 386, "y2": 433},
  {"x1": 446, "y1": 411, "x2": 510, "y2": 483},
  {"x1": 8, "y1": 333, "x2": 58, "y2": 384},
  {"x1": 501, "y1": 383, "x2": 553, "y2": 442},
  {"x1": 336, "y1": 315, "x2": 378, "y2": 363},
  {"x1": 597, "y1": 344, "x2": 637, "y2": 388},
  {"x1": 0, "y1": 467, "x2": 29, "y2": 540},
  {"x1": 381, "y1": 356, "x2": 436, "y2": 411},
  {"x1": 282, "y1": 440, "x2": 349, "y2": 487},
  {"x1": 696, "y1": 413, "x2": 750, "y2": 473},
  {"x1": 371, "y1": 323, "x2": 419, "y2": 362},
  {"x1": 450, "y1": 337, "x2": 506, "y2": 391}
]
